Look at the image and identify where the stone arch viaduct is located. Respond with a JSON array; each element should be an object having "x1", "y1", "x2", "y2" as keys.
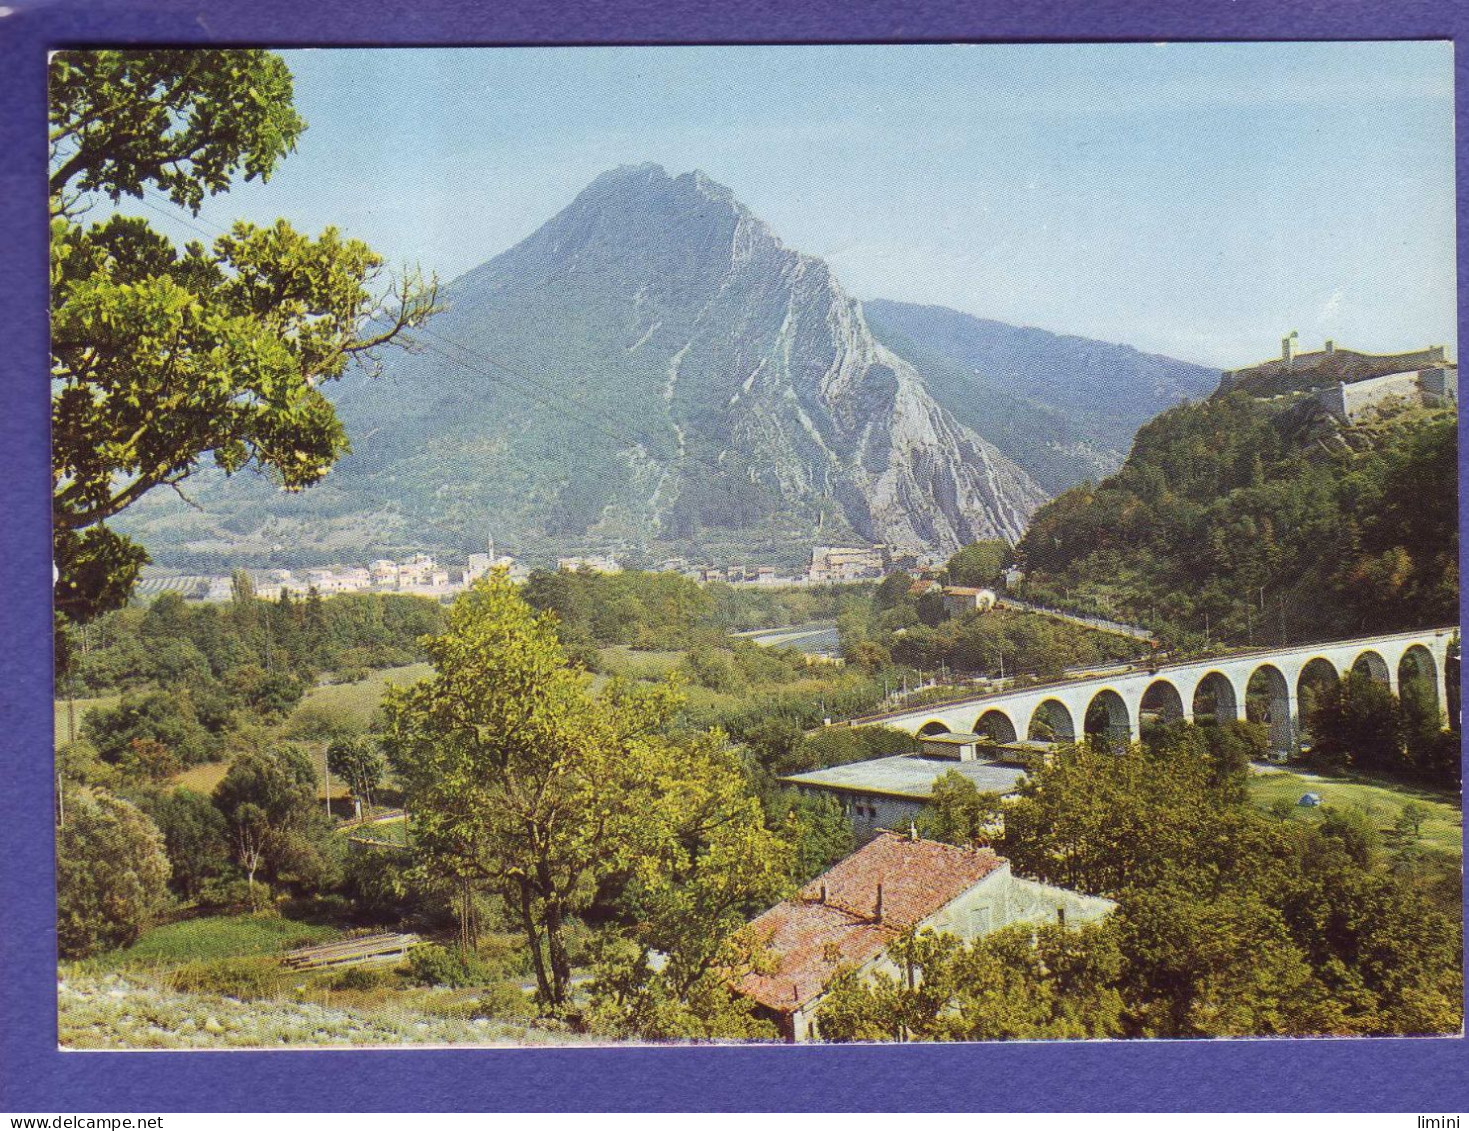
[{"x1": 849, "y1": 627, "x2": 1457, "y2": 755}]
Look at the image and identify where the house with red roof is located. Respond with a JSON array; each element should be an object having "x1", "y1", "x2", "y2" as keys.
[{"x1": 736, "y1": 830, "x2": 1115, "y2": 1041}]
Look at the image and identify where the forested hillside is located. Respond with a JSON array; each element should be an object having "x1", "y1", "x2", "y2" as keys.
[{"x1": 1015, "y1": 392, "x2": 1458, "y2": 648}]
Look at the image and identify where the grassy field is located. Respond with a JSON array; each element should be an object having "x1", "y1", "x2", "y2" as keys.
[
  {"x1": 595, "y1": 646, "x2": 685, "y2": 680},
  {"x1": 173, "y1": 761, "x2": 230, "y2": 793},
  {"x1": 1249, "y1": 768, "x2": 1463, "y2": 857},
  {"x1": 77, "y1": 914, "x2": 342, "y2": 972},
  {"x1": 157, "y1": 664, "x2": 435, "y2": 798},
  {"x1": 53, "y1": 694, "x2": 120, "y2": 749},
  {"x1": 293, "y1": 662, "x2": 434, "y2": 730}
]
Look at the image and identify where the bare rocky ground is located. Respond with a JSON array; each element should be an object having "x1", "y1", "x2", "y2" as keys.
[{"x1": 58, "y1": 972, "x2": 592, "y2": 1050}]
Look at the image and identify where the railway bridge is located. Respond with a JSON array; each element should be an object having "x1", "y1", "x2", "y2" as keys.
[{"x1": 848, "y1": 626, "x2": 1458, "y2": 755}]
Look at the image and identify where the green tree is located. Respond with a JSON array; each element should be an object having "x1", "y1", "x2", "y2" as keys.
[
  {"x1": 775, "y1": 790, "x2": 856, "y2": 882},
  {"x1": 139, "y1": 788, "x2": 234, "y2": 900},
  {"x1": 49, "y1": 49, "x2": 438, "y2": 638},
  {"x1": 213, "y1": 745, "x2": 338, "y2": 903},
  {"x1": 818, "y1": 923, "x2": 1123, "y2": 1042},
  {"x1": 1395, "y1": 801, "x2": 1429, "y2": 842},
  {"x1": 873, "y1": 570, "x2": 915, "y2": 611},
  {"x1": 327, "y1": 736, "x2": 386, "y2": 811},
  {"x1": 57, "y1": 786, "x2": 171, "y2": 958},
  {"x1": 1316, "y1": 806, "x2": 1382, "y2": 868},
  {"x1": 946, "y1": 541, "x2": 1010, "y2": 588},
  {"x1": 917, "y1": 771, "x2": 1004, "y2": 847},
  {"x1": 585, "y1": 729, "x2": 793, "y2": 1040},
  {"x1": 1307, "y1": 672, "x2": 1405, "y2": 774},
  {"x1": 1115, "y1": 885, "x2": 1321, "y2": 1038},
  {"x1": 385, "y1": 571, "x2": 611, "y2": 999},
  {"x1": 81, "y1": 690, "x2": 217, "y2": 768}
]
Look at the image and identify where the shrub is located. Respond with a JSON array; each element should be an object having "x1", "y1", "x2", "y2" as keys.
[
  {"x1": 478, "y1": 980, "x2": 536, "y2": 1020},
  {"x1": 139, "y1": 788, "x2": 234, "y2": 900},
  {"x1": 407, "y1": 943, "x2": 491, "y2": 988},
  {"x1": 329, "y1": 963, "x2": 397, "y2": 991},
  {"x1": 196, "y1": 876, "x2": 261, "y2": 911},
  {"x1": 169, "y1": 957, "x2": 282, "y2": 1000},
  {"x1": 1318, "y1": 805, "x2": 1383, "y2": 868}
]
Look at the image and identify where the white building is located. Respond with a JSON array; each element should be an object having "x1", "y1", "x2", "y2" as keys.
[
  {"x1": 809, "y1": 546, "x2": 886, "y2": 583},
  {"x1": 780, "y1": 733, "x2": 1031, "y2": 845},
  {"x1": 942, "y1": 586, "x2": 997, "y2": 617}
]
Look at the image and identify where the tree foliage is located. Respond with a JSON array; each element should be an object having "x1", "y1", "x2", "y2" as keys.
[
  {"x1": 57, "y1": 786, "x2": 171, "y2": 958},
  {"x1": 386, "y1": 571, "x2": 793, "y2": 1011},
  {"x1": 1016, "y1": 392, "x2": 1458, "y2": 649},
  {"x1": 916, "y1": 770, "x2": 1004, "y2": 847},
  {"x1": 138, "y1": 787, "x2": 234, "y2": 900},
  {"x1": 212, "y1": 745, "x2": 338, "y2": 903},
  {"x1": 945, "y1": 540, "x2": 1011, "y2": 588},
  {"x1": 327, "y1": 736, "x2": 386, "y2": 811},
  {"x1": 818, "y1": 923, "x2": 1124, "y2": 1042},
  {"x1": 49, "y1": 49, "x2": 438, "y2": 638}
]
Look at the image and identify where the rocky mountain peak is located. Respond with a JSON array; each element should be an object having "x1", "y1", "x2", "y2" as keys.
[{"x1": 133, "y1": 166, "x2": 1212, "y2": 565}]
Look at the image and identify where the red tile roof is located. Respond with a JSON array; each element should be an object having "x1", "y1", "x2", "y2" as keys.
[{"x1": 738, "y1": 832, "x2": 1005, "y2": 1014}]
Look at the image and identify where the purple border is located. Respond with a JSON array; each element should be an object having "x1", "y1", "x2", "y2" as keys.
[{"x1": 2, "y1": 0, "x2": 1464, "y2": 1113}]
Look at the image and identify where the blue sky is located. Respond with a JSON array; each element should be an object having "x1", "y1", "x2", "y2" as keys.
[{"x1": 158, "y1": 43, "x2": 1456, "y2": 369}]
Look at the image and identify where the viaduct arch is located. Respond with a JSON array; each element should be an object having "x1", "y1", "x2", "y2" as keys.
[{"x1": 851, "y1": 627, "x2": 1456, "y2": 758}]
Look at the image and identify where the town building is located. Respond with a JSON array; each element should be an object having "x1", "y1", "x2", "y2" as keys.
[
  {"x1": 941, "y1": 586, "x2": 997, "y2": 617},
  {"x1": 736, "y1": 831, "x2": 1117, "y2": 1041},
  {"x1": 808, "y1": 545, "x2": 887, "y2": 583},
  {"x1": 557, "y1": 555, "x2": 622, "y2": 574},
  {"x1": 779, "y1": 735, "x2": 1031, "y2": 845}
]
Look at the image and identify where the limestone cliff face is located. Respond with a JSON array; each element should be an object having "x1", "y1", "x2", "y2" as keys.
[
  {"x1": 128, "y1": 165, "x2": 1050, "y2": 561},
  {"x1": 424, "y1": 164, "x2": 1046, "y2": 551}
]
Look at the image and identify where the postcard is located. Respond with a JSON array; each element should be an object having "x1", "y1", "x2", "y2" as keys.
[{"x1": 9, "y1": 22, "x2": 1468, "y2": 1114}]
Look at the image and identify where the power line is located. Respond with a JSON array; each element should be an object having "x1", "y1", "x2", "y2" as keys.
[
  {"x1": 127, "y1": 191, "x2": 817, "y2": 557},
  {"x1": 137, "y1": 189, "x2": 798, "y2": 497}
]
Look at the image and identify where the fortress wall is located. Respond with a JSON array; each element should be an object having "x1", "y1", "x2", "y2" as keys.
[
  {"x1": 1333, "y1": 369, "x2": 1427, "y2": 421},
  {"x1": 1314, "y1": 365, "x2": 1458, "y2": 422},
  {"x1": 1221, "y1": 346, "x2": 1449, "y2": 398},
  {"x1": 1420, "y1": 365, "x2": 1459, "y2": 404}
]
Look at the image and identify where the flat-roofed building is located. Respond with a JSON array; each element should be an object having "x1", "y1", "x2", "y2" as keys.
[{"x1": 780, "y1": 745, "x2": 1028, "y2": 845}]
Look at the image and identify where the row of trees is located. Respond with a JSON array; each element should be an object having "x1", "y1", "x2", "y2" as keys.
[
  {"x1": 519, "y1": 566, "x2": 870, "y2": 662},
  {"x1": 1305, "y1": 669, "x2": 1460, "y2": 787},
  {"x1": 65, "y1": 587, "x2": 445, "y2": 697}
]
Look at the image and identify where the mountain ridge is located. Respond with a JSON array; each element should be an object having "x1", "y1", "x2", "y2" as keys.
[{"x1": 118, "y1": 165, "x2": 1215, "y2": 568}]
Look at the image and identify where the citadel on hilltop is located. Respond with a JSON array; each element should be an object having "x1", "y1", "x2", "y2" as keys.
[{"x1": 1218, "y1": 333, "x2": 1457, "y2": 422}]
